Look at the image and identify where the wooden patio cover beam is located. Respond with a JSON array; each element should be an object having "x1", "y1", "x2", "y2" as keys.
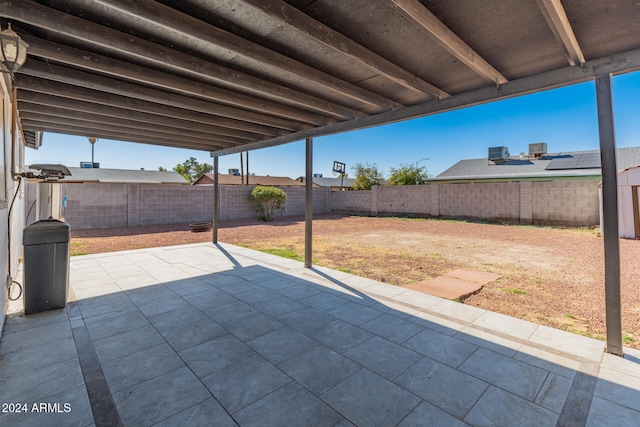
[
  {"x1": 536, "y1": 0, "x2": 585, "y2": 66},
  {"x1": 48, "y1": 0, "x2": 403, "y2": 112},
  {"x1": 14, "y1": 76, "x2": 283, "y2": 138},
  {"x1": 22, "y1": 35, "x2": 344, "y2": 126},
  {"x1": 17, "y1": 92, "x2": 263, "y2": 142},
  {"x1": 389, "y1": 0, "x2": 508, "y2": 85},
  {"x1": 4, "y1": 0, "x2": 374, "y2": 118},
  {"x1": 21, "y1": 121, "x2": 232, "y2": 152},
  {"x1": 238, "y1": 0, "x2": 448, "y2": 100}
]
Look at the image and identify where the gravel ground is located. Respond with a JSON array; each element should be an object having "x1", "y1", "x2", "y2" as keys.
[{"x1": 71, "y1": 214, "x2": 640, "y2": 349}]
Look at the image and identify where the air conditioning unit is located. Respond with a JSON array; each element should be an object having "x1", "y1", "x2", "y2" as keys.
[
  {"x1": 488, "y1": 146, "x2": 509, "y2": 162},
  {"x1": 228, "y1": 168, "x2": 240, "y2": 176},
  {"x1": 529, "y1": 142, "x2": 548, "y2": 156}
]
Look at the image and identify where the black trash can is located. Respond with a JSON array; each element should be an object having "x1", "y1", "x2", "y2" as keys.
[{"x1": 23, "y1": 219, "x2": 70, "y2": 315}]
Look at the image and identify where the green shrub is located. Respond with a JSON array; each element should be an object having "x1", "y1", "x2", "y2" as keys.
[{"x1": 249, "y1": 186, "x2": 287, "y2": 221}]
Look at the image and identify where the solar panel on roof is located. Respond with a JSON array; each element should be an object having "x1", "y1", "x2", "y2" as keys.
[{"x1": 545, "y1": 153, "x2": 601, "y2": 170}]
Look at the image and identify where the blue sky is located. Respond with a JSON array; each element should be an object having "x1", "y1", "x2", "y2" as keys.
[{"x1": 26, "y1": 70, "x2": 639, "y2": 179}]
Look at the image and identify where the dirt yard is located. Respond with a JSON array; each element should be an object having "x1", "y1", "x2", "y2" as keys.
[{"x1": 71, "y1": 214, "x2": 640, "y2": 349}]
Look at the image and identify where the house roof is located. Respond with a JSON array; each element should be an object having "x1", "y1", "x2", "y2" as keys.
[
  {"x1": 58, "y1": 167, "x2": 187, "y2": 184},
  {"x1": 5, "y1": 1, "x2": 640, "y2": 153},
  {"x1": 432, "y1": 147, "x2": 640, "y2": 182},
  {"x1": 194, "y1": 174, "x2": 304, "y2": 187}
]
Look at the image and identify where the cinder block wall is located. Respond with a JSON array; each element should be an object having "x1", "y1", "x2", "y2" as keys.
[
  {"x1": 25, "y1": 180, "x2": 600, "y2": 229},
  {"x1": 25, "y1": 182, "x2": 331, "y2": 229},
  {"x1": 376, "y1": 186, "x2": 431, "y2": 215},
  {"x1": 531, "y1": 181, "x2": 600, "y2": 226},
  {"x1": 330, "y1": 180, "x2": 600, "y2": 226},
  {"x1": 331, "y1": 190, "x2": 372, "y2": 214},
  {"x1": 66, "y1": 183, "x2": 129, "y2": 228},
  {"x1": 138, "y1": 185, "x2": 213, "y2": 226},
  {"x1": 439, "y1": 182, "x2": 521, "y2": 222}
]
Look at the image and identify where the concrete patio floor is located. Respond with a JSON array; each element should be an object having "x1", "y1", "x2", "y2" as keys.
[{"x1": 1, "y1": 242, "x2": 639, "y2": 426}]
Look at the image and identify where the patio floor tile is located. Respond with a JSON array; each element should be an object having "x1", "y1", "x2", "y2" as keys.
[
  {"x1": 459, "y1": 348, "x2": 549, "y2": 400},
  {"x1": 4, "y1": 242, "x2": 640, "y2": 426},
  {"x1": 586, "y1": 396, "x2": 640, "y2": 427},
  {"x1": 394, "y1": 357, "x2": 488, "y2": 418},
  {"x1": 147, "y1": 304, "x2": 210, "y2": 333},
  {"x1": 235, "y1": 381, "x2": 343, "y2": 426},
  {"x1": 398, "y1": 401, "x2": 469, "y2": 427},
  {"x1": 360, "y1": 313, "x2": 425, "y2": 344},
  {"x1": 247, "y1": 326, "x2": 317, "y2": 364},
  {"x1": 160, "y1": 317, "x2": 228, "y2": 352},
  {"x1": 100, "y1": 343, "x2": 184, "y2": 393},
  {"x1": 307, "y1": 319, "x2": 373, "y2": 353},
  {"x1": 154, "y1": 397, "x2": 237, "y2": 427},
  {"x1": 326, "y1": 301, "x2": 383, "y2": 325},
  {"x1": 223, "y1": 310, "x2": 284, "y2": 342},
  {"x1": 202, "y1": 354, "x2": 291, "y2": 413},
  {"x1": 278, "y1": 306, "x2": 334, "y2": 332},
  {"x1": 84, "y1": 309, "x2": 149, "y2": 341},
  {"x1": 253, "y1": 295, "x2": 306, "y2": 318},
  {"x1": 464, "y1": 386, "x2": 558, "y2": 426},
  {"x1": 178, "y1": 334, "x2": 255, "y2": 377},
  {"x1": 344, "y1": 336, "x2": 422, "y2": 379},
  {"x1": 403, "y1": 328, "x2": 478, "y2": 368},
  {"x1": 278, "y1": 345, "x2": 361, "y2": 395},
  {"x1": 92, "y1": 324, "x2": 165, "y2": 363},
  {"x1": 321, "y1": 369, "x2": 421, "y2": 427},
  {"x1": 112, "y1": 366, "x2": 210, "y2": 426}
]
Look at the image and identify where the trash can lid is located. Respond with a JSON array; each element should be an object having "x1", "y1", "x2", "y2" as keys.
[{"x1": 23, "y1": 218, "x2": 70, "y2": 245}]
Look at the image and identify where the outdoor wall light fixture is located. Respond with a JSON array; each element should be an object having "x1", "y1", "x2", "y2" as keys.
[{"x1": 0, "y1": 23, "x2": 29, "y2": 75}]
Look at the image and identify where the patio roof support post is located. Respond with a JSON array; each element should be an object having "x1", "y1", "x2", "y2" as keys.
[
  {"x1": 213, "y1": 155, "x2": 219, "y2": 244},
  {"x1": 305, "y1": 137, "x2": 313, "y2": 268},
  {"x1": 595, "y1": 73, "x2": 623, "y2": 356}
]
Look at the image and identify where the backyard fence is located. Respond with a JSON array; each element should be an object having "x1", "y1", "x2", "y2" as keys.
[{"x1": 25, "y1": 180, "x2": 600, "y2": 229}]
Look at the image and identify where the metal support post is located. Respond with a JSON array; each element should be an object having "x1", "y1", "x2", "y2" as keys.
[
  {"x1": 305, "y1": 137, "x2": 313, "y2": 268},
  {"x1": 595, "y1": 74, "x2": 623, "y2": 356},
  {"x1": 213, "y1": 155, "x2": 219, "y2": 244}
]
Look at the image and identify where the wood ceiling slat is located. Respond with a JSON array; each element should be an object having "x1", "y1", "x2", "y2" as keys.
[
  {"x1": 53, "y1": 0, "x2": 403, "y2": 112},
  {"x1": 20, "y1": 60, "x2": 308, "y2": 132},
  {"x1": 389, "y1": 0, "x2": 508, "y2": 85},
  {"x1": 234, "y1": 0, "x2": 448, "y2": 100},
  {"x1": 536, "y1": 0, "x2": 585, "y2": 65},
  {"x1": 23, "y1": 35, "x2": 342, "y2": 126},
  {"x1": 5, "y1": 0, "x2": 377, "y2": 116},
  {"x1": 14, "y1": 76, "x2": 284, "y2": 138},
  {"x1": 17, "y1": 92, "x2": 263, "y2": 141},
  {"x1": 18, "y1": 108, "x2": 252, "y2": 146},
  {"x1": 21, "y1": 121, "x2": 233, "y2": 152}
]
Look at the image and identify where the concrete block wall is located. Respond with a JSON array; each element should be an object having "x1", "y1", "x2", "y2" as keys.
[
  {"x1": 439, "y1": 182, "x2": 521, "y2": 222},
  {"x1": 66, "y1": 183, "x2": 129, "y2": 228},
  {"x1": 376, "y1": 185, "x2": 431, "y2": 215},
  {"x1": 25, "y1": 180, "x2": 601, "y2": 229},
  {"x1": 220, "y1": 186, "x2": 255, "y2": 221},
  {"x1": 330, "y1": 180, "x2": 601, "y2": 226},
  {"x1": 331, "y1": 190, "x2": 372, "y2": 214},
  {"x1": 26, "y1": 182, "x2": 332, "y2": 229},
  {"x1": 138, "y1": 185, "x2": 213, "y2": 226},
  {"x1": 531, "y1": 181, "x2": 600, "y2": 226}
]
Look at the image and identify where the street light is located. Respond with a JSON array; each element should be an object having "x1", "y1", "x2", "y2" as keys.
[
  {"x1": 415, "y1": 158, "x2": 429, "y2": 185},
  {"x1": 88, "y1": 137, "x2": 98, "y2": 166}
]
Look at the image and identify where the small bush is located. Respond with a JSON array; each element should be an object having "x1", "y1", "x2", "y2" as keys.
[{"x1": 249, "y1": 186, "x2": 287, "y2": 221}]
